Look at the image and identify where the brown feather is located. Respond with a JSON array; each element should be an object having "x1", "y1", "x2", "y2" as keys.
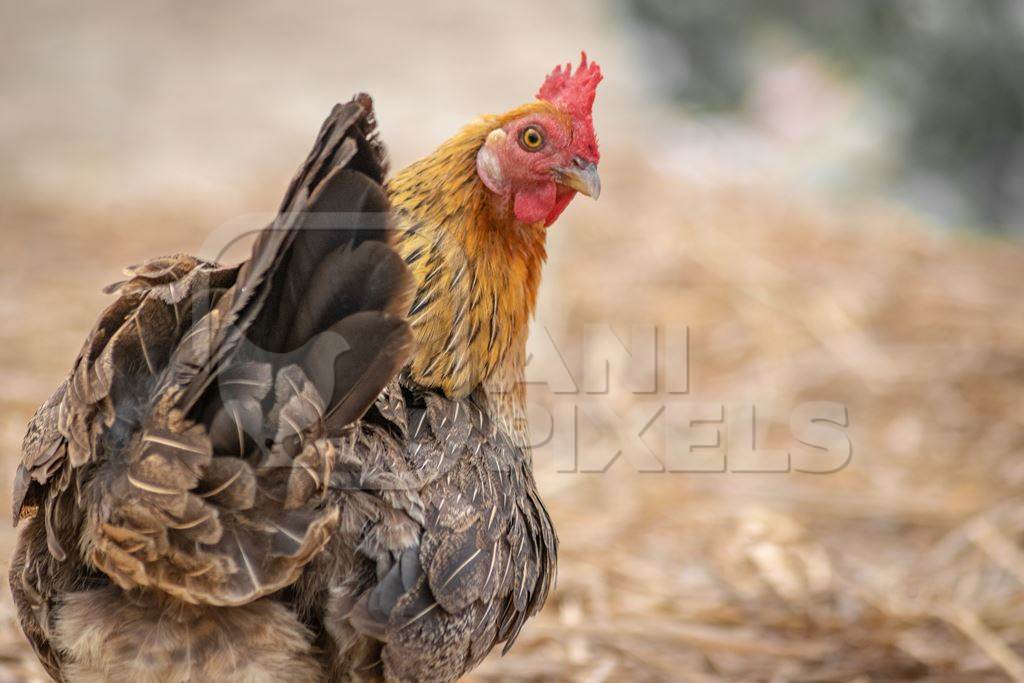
[
  {"x1": 9, "y1": 96, "x2": 418, "y2": 680},
  {"x1": 10, "y1": 88, "x2": 561, "y2": 683}
]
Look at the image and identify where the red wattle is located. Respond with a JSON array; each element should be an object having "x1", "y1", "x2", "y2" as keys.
[
  {"x1": 544, "y1": 187, "x2": 577, "y2": 227},
  {"x1": 513, "y1": 182, "x2": 557, "y2": 224}
]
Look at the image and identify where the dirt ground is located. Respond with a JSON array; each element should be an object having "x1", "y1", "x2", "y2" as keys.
[{"x1": 3, "y1": 2, "x2": 1024, "y2": 681}]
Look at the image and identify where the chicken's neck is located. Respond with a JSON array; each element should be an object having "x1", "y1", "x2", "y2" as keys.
[{"x1": 387, "y1": 118, "x2": 547, "y2": 416}]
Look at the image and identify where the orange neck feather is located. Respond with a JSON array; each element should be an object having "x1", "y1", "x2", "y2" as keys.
[{"x1": 386, "y1": 106, "x2": 552, "y2": 399}]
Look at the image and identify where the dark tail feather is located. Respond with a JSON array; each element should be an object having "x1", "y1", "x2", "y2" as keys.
[
  {"x1": 252, "y1": 168, "x2": 400, "y2": 355},
  {"x1": 300, "y1": 311, "x2": 414, "y2": 433},
  {"x1": 176, "y1": 96, "x2": 394, "y2": 412},
  {"x1": 285, "y1": 241, "x2": 412, "y2": 352}
]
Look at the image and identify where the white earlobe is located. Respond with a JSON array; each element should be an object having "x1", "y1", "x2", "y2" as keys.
[{"x1": 476, "y1": 129, "x2": 508, "y2": 194}]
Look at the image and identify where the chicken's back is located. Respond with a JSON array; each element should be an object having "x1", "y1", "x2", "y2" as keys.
[{"x1": 9, "y1": 97, "x2": 415, "y2": 682}]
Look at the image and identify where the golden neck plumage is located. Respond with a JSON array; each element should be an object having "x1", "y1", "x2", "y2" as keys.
[{"x1": 386, "y1": 109, "x2": 549, "y2": 404}]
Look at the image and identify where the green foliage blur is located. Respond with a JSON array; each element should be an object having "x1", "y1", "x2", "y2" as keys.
[{"x1": 627, "y1": 0, "x2": 1024, "y2": 233}]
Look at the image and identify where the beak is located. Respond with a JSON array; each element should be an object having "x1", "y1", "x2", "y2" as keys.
[{"x1": 554, "y1": 157, "x2": 601, "y2": 200}]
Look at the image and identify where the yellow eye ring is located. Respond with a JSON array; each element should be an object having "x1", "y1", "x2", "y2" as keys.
[{"x1": 519, "y1": 125, "x2": 545, "y2": 151}]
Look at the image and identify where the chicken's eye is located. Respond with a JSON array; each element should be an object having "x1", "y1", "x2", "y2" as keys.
[{"x1": 519, "y1": 126, "x2": 545, "y2": 151}]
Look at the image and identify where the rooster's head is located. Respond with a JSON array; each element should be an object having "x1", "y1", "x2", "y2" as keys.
[{"x1": 476, "y1": 53, "x2": 602, "y2": 227}]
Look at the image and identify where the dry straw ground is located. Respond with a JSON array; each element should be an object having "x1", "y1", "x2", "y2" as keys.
[{"x1": 2, "y1": 3, "x2": 1023, "y2": 681}]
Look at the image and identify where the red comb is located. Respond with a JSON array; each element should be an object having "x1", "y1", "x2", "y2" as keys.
[
  {"x1": 537, "y1": 52, "x2": 602, "y2": 115},
  {"x1": 537, "y1": 52, "x2": 602, "y2": 161}
]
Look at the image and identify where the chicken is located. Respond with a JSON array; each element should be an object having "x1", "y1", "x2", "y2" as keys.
[{"x1": 9, "y1": 55, "x2": 602, "y2": 682}]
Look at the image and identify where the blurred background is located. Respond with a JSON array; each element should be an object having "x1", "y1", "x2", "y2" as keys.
[{"x1": 2, "y1": 1, "x2": 1024, "y2": 681}]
